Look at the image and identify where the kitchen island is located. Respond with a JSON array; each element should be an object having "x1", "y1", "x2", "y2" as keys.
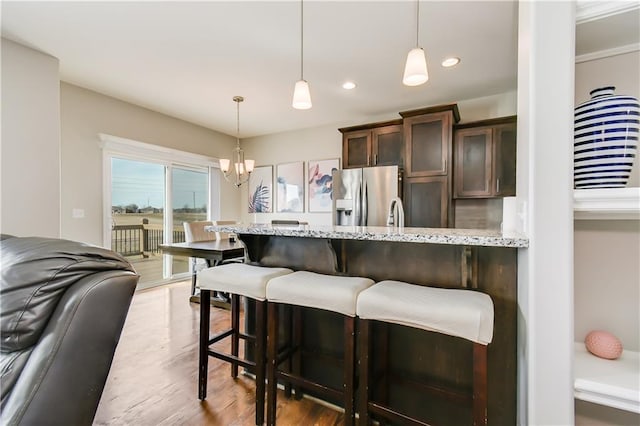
[{"x1": 206, "y1": 223, "x2": 528, "y2": 425}]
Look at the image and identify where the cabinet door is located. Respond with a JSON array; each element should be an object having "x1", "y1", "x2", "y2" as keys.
[
  {"x1": 342, "y1": 130, "x2": 371, "y2": 169},
  {"x1": 404, "y1": 112, "x2": 451, "y2": 177},
  {"x1": 454, "y1": 128, "x2": 492, "y2": 198},
  {"x1": 404, "y1": 176, "x2": 449, "y2": 228},
  {"x1": 493, "y1": 123, "x2": 517, "y2": 196},
  {"x1": 372, "y1": 125, "x2": 403, "y2": 167}
]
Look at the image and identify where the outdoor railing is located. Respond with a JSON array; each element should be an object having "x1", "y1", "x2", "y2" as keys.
[{"x1": 111, "y1": 218, "x2": 185, "y2": 257}]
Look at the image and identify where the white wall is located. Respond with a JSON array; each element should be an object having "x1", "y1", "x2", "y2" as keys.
[
  {"x1": 1, "y1": 38, "x2": 61, "y2": 238},
  {"x1": 60, "y1": 83, "x2": 240, "y2": 245},
  {"x1": 240, "y1": 91, "x2": 517, "y2": 225}
]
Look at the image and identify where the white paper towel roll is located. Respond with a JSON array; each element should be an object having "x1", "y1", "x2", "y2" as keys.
[{"x1": 502, "y1": 196, "x2": 518, "y2": 233}]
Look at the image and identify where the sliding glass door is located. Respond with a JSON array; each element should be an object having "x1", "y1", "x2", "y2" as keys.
[
  {"x1": 170, "y1": 166, "x2": 209, "y2": 276},
  {"x1": 108, "y1": 156, "x2": 213, "y2": 288}
]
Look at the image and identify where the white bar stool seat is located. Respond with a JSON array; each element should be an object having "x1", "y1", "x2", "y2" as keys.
[
  {"x1": 357, "y1": 280, "x2": 494, "y2": 344},
  {"x1": 356, "y1": 280, "x2": 494, "y2": 426},
  {"x1": 199, "y1": 263, "x2": 293, "y2": 301},
  {"x1": 197, "y1": 263, "x2": 292, "y2": 426},
  {"x1": 265, "y1": 271, "x2": 374, "y2": 426}
]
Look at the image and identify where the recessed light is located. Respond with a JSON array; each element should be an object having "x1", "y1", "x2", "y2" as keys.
[
  {"x1": 441, "y1": 57, "x2": 460, "y2": 68},
  {"x1": 342, "y1": 81, "x2": 357, "y2": 90}
]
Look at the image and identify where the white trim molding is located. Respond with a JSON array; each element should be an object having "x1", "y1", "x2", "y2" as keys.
[
  {"x1": 576, "y1": 1, "x2": 639, "y2": 24},
  {"x1": 574, "y1": 187, "x2": 640, "y2": 219},
  {"x1": 576, "y1": 42, "x2": 640, "y2": 63},
  {"x1": 99, "y1": 133, "x2": 220, "y2": 169}
]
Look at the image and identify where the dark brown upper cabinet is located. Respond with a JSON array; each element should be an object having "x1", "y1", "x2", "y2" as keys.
[
  {"x1": 453, "y1": 116, "x2": 517, "y2": 198},
  {"x1": 339, "y1": 120, "x2": 403, "y2": 169},
  {"x1": 400, "y1": 105, "x2": 460, "y2": 178}
]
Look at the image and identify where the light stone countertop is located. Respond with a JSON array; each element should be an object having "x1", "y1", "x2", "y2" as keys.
[{"x1": 206, "y1": 224, "x2": 529, "y2": 248}]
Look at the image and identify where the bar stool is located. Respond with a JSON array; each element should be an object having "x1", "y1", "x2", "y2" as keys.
[
  {"x1": 356, "y1": 280, "x2": 494, "y2": 426},
  {"x1": 198, "y1": 263, "x2": 292, "y2": 425},
  {"x1": 265, "y1": 271, "x2": 374, "y2": 426}
]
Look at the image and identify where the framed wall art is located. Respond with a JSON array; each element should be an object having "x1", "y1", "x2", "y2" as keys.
[
  {"x1": 307, "y1": 158, "x2": 339, "y2": 212},
  {"x1": 276, "y1": 161, "x2": 304, "y2": 213},
  {"x1": 248, "y1": 165, "x2": 273, "y2": 213}
]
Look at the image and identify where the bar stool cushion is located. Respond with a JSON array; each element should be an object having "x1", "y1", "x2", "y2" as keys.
[
  {"x1": 357, "y1": 280, "x2": 494, "y2": 345},
  {"x1": 198, "y1": 263, "x2": 292, "y2": 301},
  {"x1": 266, "y1": 271, "x2": 374, "y2": 317}
]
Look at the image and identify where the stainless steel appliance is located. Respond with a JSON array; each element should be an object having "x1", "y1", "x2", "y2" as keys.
[{"x1": 332, "y1": 165, "x2": 402, "y2": 226}]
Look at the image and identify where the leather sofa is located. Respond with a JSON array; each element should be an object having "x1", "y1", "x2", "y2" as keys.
[{"x1": 0, "y1": 235, "x2": 139, "y2": 425}]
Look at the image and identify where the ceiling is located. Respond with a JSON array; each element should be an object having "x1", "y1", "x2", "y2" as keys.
[{"x1": 1, "y1": 1, "x2": 638, "y2": 138}]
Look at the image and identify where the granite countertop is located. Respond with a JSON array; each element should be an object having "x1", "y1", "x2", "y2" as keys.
[{"x1": 206, "y1": 224, "x2": 529, "y2": 248}]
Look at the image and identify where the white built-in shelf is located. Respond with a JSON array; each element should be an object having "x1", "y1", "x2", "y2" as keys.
[
  {"x1": 574, "y1": 342, "x2": 640, "y2": 413},
  {"x1": 574, "y1": 187, "x2": 640, "y2": 219}
]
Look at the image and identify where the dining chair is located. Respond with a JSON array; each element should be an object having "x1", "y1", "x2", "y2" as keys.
[{"x1": 183, "y1": 221, "x2": 215, "y2": 297}]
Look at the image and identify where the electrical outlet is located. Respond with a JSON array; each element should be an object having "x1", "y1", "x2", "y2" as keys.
[{"x1": 72, "y1": 208, "x2": 85, "y2": 219}]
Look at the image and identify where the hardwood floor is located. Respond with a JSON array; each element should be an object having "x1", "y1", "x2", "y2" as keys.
[{"x1": 94, "y1": 280, "x2": 345, "y2": 426}]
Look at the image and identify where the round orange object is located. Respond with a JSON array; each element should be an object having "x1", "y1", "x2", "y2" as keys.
[{"x1": 585, "y1": 330, "x2": 623, "y2": 360}]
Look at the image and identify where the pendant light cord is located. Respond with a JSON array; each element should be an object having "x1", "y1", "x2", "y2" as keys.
[
  {"x1": 415, "y1": 0, "x2": 420, "y2": 47},
  {"x1": 300, "y1": 0, "x2": 304, "y2": 80}
]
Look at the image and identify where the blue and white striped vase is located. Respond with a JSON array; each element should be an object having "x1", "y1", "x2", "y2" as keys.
[{"x1": 574, "y1": 86, "x2": 639, "y2": 189}]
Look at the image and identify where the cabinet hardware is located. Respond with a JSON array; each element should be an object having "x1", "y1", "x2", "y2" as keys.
[
  {"x1": 367, "y1": 155, "x2": 370, "y2": 165},
  {"x1": 497, "y1": 178, "x2": 500, "y2": 193},
  {"x1": 374, "y1": 154, "x2": 378, "y2": 165}
]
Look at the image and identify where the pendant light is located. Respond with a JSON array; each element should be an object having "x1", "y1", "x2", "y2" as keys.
[
  {"x1": 292, "y1": 0, "x2": 312, "y2": 109},
  {"x1": 403, "y1": 0, "x2": 429, "y2": 86},
  {"x1": 220, "y1": 96, "x2": 255, "y2": 187}
]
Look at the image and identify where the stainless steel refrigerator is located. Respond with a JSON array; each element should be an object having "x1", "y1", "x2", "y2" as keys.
[{"x1": 332, "y1": 165, "x2": 402, "y2": 226}]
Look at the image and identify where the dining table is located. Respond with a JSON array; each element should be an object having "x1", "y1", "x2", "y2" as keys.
[{"x1": 159, "y1": 239, "x2": 245, "y2": 307}]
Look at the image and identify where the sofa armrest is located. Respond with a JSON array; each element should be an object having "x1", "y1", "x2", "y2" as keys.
[{"x1": 1, "y1": 269, "x2": 138, "y2": 426}]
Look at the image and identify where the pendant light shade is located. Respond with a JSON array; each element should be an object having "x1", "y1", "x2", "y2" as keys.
[
  {"x1": 292, "y1": 0, "x2": 312, "y2": 109},
  {"x1": 403, "y1": 47, "x2": 429, "y2": 86},
  {"x1": 403, "y1": 0, "x2": 428, "y2": 87},
  {"x1": 292, "y1": 79, "x2": 312, "y2": 110}
]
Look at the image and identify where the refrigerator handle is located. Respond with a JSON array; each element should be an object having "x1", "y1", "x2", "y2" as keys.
[
  {"x1": 356, "y1": 181, "x2": 362, "y2": 226},
  {"x1": 363, "y1": 181, "x2": 368, "y2": 226}
]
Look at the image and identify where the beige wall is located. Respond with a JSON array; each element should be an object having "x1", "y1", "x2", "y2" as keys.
[
  {"x1": 60, "y1": 83, "x2": 240, "y2": 245},
  {"x1": 574, "y1": 220, "x2": 640, "y2": 351},
  {"x1": 240, "y1": 91, "x2": 517, "y2": 225},
  {"x1": 1, "y1": 38, "x2": 61, "y2": 238},
  {"x1": 575, "y1": 50, "x2": 640, "y2": 187}
]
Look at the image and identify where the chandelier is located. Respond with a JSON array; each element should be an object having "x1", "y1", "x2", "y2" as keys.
[{"x1": 220, "y1": 96, "x2": 254, "y2": 187}]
